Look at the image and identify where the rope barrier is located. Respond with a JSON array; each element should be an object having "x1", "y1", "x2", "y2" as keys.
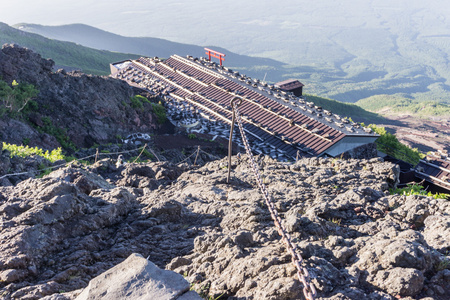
[
  {"x1": 132, "y1": 143, "x2": 148, "y2": 163},
  {"x1": 0, "y1": 145, "x2": 148, "y2": 180},
  {"x1": 176, "y1": 147, "x2": 201, "y2": 165},
  {"x1": 1, "y1": 137, "x2": 229, "y2": 182},
  {"x1": 229, "y1": 97, "x2": 317, "y2": 300},
  {"x1": 198, "y1": 148, "x2": 220, "y2": 160},
  {"x1": 148, "y1": 147, "x2": 161, "y2": 162}
]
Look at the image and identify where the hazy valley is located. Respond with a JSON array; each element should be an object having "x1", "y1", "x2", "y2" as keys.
[{"x1": 5, "y1": 0, "x2": 450, "y2": 106}]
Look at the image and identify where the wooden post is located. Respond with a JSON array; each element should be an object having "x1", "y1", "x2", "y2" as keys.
[{"x1": 95, "y1": 148, "x2": 99, "y2": 163}]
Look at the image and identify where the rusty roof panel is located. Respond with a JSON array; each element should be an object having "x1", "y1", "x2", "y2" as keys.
[
  {"x1": 415, "y1": 156, "x2": 450, "y2": 191},
  {"x1": 111, "y1": 55, "x2": 376, "y2": 157}
]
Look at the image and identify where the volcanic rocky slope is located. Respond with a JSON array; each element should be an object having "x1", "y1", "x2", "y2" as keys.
[
  {"x1": 0, "y1": 154, "x2": 448, "y2": 300},
  {"x1": 0, "y1": 43, "x2": 167, "y2": 151}
]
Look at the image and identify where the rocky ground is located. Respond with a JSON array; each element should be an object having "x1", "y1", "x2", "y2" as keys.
[{"x1": 0, "y1": 152, "x2": 448, "y2": 299}]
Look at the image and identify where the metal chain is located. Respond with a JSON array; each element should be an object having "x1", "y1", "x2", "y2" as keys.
[{"x1": 231, "y1": 99, "x2": 317, "y2": 300}]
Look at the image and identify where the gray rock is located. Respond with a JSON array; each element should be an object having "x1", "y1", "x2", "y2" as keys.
[
  {"x1": 0, "y1": 155, "x2": 447, "y2": 300},
  {"x1": 76, "y1": 253, "x2": 200, "y2": 300},
  {"x1": 372, "y1": 267, "x2": 424, "y2": 296},
  {"x1": 423, "y1": 215, "x2": 450, "y2": 253}
]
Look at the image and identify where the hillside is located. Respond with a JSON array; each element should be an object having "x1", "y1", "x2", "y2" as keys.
[
  {"x1": 305, "y1": 94, "x2": 384, "y2": 123},
  {"x1": 0, "y1": 23, "x2": 389, "y2": 124},
  {"x1": 13, "y1": 23, "x2": 289, "y2": 82},
  {"x1": 356, "y1": 95, "x2": 450, "y2": 117},
  {"x1": 16, "y1": 22, "x2": 447, "y2": 104},
  {"x1": 0, "y1": 22, "x2": 139, "y2": 75},
  {"x1": 356, "y1": 95, "x2": 450, "y2": 153},
  {"x1": 0, "y1": 43, "x2": 166, "y2": 152}
]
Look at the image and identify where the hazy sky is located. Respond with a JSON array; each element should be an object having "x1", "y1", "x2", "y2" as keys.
[
  {"x1": 2, "y1": 0, "x2": 448, "y2": 37},
  {"x1": 2, "y1": 0, "x2": 450, "y2": 64}
]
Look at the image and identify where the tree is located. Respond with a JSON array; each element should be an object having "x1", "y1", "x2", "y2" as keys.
[{"x1": 0, "y1": 80, "x2": 39, "y2": 113}]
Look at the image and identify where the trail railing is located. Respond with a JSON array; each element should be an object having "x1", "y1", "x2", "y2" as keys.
[{"x1": 227, "y1": 96, "x2": 317, "y2": 300}]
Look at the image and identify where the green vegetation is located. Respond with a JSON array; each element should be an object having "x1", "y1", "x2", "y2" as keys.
[
  {"x1": 130, "y1": 95, "x2": 150, "y2": 110},
  {"x1": 329, "y1": 218, "x2": 342, "y2": 226},
  {"x1": 142, "y1": 149, "x2": 155, "y2": 160},
  {"x1": 189, "y1": 281, "x2": 224, "y2": 300},
  {"x1": 3, "y1": 142, "x2": 64, "y2": 163},
  {"x1": 0, "y1": 23, "x2": 139, "y2": 75},
  {"x1": 367, "y1": 124, "x2": 424, "y2": 165},
  {"x1": 305, "y1": 94, "x2": 384, "y2": 123},
  {"x1": 152, "y1": 102, "x2": 167, "y2": 124},
  {"x1": 38, "y1": 117, "x2": 77, "y2": 151},
  {"x1": 129, "y1": 96, "x2": 166, "y2": 124},
  {"x1": 389, "y1": 183, "x2": 449, "y2": 200},
  {"x1": 37, "y1": 163, "x2": 53, "y2": 178},
  {"x1": 0, "y1": 79, "x2": 39, "y2": 115},
  {"x1": 188, "y1": 133, "x2": 197, "y2": 139},
  {"x1": 356, "y1": 95, "x2": 450, "y2": 116},
  {"x1": 435, "y1": 256, "x2": 450, "y2": 272}
]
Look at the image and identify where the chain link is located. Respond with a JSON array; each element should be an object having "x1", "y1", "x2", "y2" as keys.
[{"x1": 231, "y1": 99, "x2": 317, "y2": 300}]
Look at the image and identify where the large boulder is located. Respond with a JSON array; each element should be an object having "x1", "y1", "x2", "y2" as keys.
[{"x1": 76, "y1": 253, "x2": 201, "y2": 300}]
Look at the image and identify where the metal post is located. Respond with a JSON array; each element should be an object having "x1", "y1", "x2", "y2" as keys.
[
  {"x1": 193, "y1": 146, "x2": 200, "y2": 166},
  {"x1": 227, "y1": 97, "x2": 242, "y2": 184}
]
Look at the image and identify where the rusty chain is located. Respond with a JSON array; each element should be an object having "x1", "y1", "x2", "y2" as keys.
[{"x1": 229, "y1": 97, "x2": 317, "y2": 300}]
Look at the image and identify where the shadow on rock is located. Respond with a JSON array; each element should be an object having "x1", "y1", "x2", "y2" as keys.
[{"x1": 0, "y1": 162, "x2": 216, "y2": 300}]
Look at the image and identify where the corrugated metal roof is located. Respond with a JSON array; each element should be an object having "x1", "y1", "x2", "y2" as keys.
[
  {"x1": 110, "y1": 55, "x2": 377, "y2": 157},
  {"x1": 415, "y1": 155, "x2": 450, "y2": 191}
]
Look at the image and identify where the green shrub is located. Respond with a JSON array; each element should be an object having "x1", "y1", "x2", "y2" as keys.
[
  {"x1": 64, "y1": 155, "x2": 77, "y2": 162},
  {"x1": 152, "y1": 102, "x2": 167, "y2": 124},
  {"x1": 37, "y1": 163, "x2": 52, "y2": 178},
  {"x1": 188, "y1": 133, "x2": 197, "y2": 139},
  {"x1": 37, "y1": 117, "x2": 77, "y2": 151},
  {"x1": 142, "y1": 149, "x2": 155, "y2": 159},
  {"x1": 130, "y1": 95, "x2": 150, "y2": 110},
  {"x1": 0, "y1": 79, "x2": 39, "y2": 114},
  {"x1": 2, "y1": 142, "x2": 65, "y2": 163},
  {"x1": 390, "y1": 183, "x2": 449, "y2": 200},
  {"x1": 130, "y1": 95, "x2": 144, "y2": 109},
  {"x1": 367, "y1": 124, "x2": 424, "y2": 165},
  {"x1": 22, "y1": 99, "x2": 39, "y2": 113}
]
